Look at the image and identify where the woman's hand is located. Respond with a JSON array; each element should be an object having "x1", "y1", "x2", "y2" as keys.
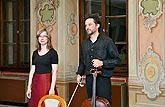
[
  {"x1": 49, "y1": 88, "x2": 55, "y2": 95},
  {"x1": 26, "y1": 88, "x2": 31, "y2": 99}
]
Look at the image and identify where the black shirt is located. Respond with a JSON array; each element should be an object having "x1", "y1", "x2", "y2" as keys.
[
  {"x1": 77, "y1": 34, "x2": 121, "y2": 77},
  {"x1": 32, "y1": 48, "x2": 58, "y2": 74}
]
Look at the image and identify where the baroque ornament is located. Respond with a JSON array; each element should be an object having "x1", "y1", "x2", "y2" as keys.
[
  {"x1": 67, "y1": 13, "x2": 78, "y2": 45},
  {"x1": 138, "y1": 43, "x2": 164, "y2": 98},
  {"x1": 36, "y1": 0, "x2": 60, "y2": 26},
  {"x1": 139, "y1": 0, "x2": 163, "y2": 32}
]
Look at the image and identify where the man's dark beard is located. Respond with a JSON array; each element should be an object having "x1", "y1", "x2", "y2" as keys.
[{"x1": 88, "y1": 31, "x2": 95, "y2": 36}]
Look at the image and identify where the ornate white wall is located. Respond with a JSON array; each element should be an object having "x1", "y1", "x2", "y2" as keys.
[{"x1": 129, "y1": 0, "x2": 165, "y2": 107}]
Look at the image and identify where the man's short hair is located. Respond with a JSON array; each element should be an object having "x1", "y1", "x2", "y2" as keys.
[{"x1": 85, "y1": 13, "x2": 101, "y2": 25}]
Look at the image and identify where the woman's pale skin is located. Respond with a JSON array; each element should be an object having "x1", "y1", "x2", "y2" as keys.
[{"x1": 26, "y1": 31, "x2": 58, "y2": 99}]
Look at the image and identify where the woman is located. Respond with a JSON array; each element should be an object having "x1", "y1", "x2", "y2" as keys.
[{"x1": 26, "y1": 28, "x2": 58, "y2": 107}]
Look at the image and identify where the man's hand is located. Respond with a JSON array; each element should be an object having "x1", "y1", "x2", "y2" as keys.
[
  {"x1": 77, "y1": 74, "x2": 82, "y2": 84},
  {"x1": 92, "y1": 59, "x2": 103, "y2": 68},
  {"x1": 77, "y1": 75, "x2": 86, "y2": 87}
]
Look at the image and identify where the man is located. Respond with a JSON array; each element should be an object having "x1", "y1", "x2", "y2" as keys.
[{"x1": 76, "y1": 14, "x2": 121, "y2": 104}]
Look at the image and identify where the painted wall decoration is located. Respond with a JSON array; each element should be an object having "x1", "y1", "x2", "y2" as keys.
[
  {"x1": 67, "y1": 13, "x2": 78, "y2": 45},
  {"x1": 138, "y1": 43, "x2": 164, "y2": 98},
  {"x1": 36, "y1": 0, "x2": 60, "y2": 26},
  {"x1": 139, "y1": 0, "x2": 163, "y2": 32}
]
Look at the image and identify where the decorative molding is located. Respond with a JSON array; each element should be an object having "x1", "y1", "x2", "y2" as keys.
[
  {"x1": 138, "y1": 43, "x2": 164, "y2": 98},
  {"x1": 139, "y1": 0, "x2": 163, "y2": 32},
  {"x1": 129, "y1": 76, "x2": 143, "y2": 86},
  {"x1": 36, "y1": 0, "x2": 60, "y2": 27}
]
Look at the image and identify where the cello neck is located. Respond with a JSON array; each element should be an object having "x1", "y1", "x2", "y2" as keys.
[{"x1": 92, "y1": 70, "x2": 97, "y2": 107}]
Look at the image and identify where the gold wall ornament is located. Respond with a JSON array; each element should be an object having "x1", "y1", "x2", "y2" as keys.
[
  {"x1": 139, "y1": 0, "x2": 163, "y2": 32},
  {"x1": 36, "y1": 0, "x2": 60, "y2": 26},
  {"x1": 138, "y1": 43, "x2": 164, "y2": 98},
  {"x1": 145, "y1": 63, "x2": 157, "y2": 83}
]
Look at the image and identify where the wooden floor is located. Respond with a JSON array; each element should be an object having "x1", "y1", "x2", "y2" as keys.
[
  {"x1": 0, "y1": 105, "x2": 18, "y2": 107},
  {"x1": 0, "y1": 105, "x2": 26, "y2": 107},
  {"x1": 0, "y1": 102, "x2": 27, "y2": 107}
]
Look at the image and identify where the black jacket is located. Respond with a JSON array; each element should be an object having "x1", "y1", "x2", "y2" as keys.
[{"x1": 76, "y1": 34, "x2": 121, "y2": 77}]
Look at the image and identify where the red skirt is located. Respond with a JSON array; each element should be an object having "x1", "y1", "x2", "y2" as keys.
[{"x1": 28, "y1": 73, "x2": 58, "y2": 107}]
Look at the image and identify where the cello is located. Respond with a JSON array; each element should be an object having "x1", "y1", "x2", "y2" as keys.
[{"x1": 81, "y1": 67, "x2": 111, "y2": 107}]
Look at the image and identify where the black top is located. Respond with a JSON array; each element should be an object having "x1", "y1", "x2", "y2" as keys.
[
  {"x1": 32, "y1": 48, "x2": 58, "y2": 74},
  {"x1": 76, "y1": 34, "x2": 121, "y2": 77}
]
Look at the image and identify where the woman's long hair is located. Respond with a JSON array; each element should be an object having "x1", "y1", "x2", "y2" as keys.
[{"x1": 36, "y1": 28, "x2": 53, "y2": 51}]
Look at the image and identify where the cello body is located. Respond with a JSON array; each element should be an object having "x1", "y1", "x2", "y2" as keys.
[
  {"x1": 81, "y1": 67, "x2": 111, "y2": 107},
  {"x1": 82, "y1": 97, "x2": 111, "y2": 107}
]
